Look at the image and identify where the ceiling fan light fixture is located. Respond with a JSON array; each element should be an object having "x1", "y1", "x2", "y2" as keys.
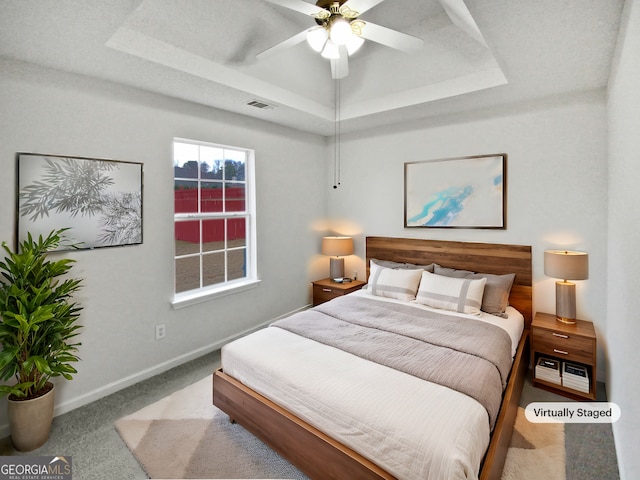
[
  {"x1": 345, "y1": 34, "x2": 364, "y2": 55},
  {"x1": 321, "y1": 39, "x2": 341, "y2": 59},
  {"x1": 306, "y1": 26, "x2": 328, "y2": 52},
  {"x1": 329, "y1": 17, "x2": 353, "y2": 45}
]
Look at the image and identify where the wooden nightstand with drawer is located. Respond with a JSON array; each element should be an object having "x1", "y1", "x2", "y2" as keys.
[
  {"x1": 531, "y1": 312, "x2": 597, "y2": 400},
  {"x1": 312, "y1": 278, "x2": 366, "y2": 306}
]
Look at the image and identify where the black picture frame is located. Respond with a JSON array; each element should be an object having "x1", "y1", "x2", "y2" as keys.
[{"x1": 16, "y1": 153, "x2": 144, "y2": 250}]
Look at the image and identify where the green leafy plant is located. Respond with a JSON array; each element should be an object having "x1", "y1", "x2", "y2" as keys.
[{"x1": 0, "y1": 229, "x2": 82, "y2": 400}]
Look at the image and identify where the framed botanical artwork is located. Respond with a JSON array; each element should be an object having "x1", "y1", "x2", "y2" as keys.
[
  {"x1": 16, "y1": 153, "x2": 143, "y2": 250},
  {"x1": 405, "y1": 153, "x2": 506, "y2": 229}
]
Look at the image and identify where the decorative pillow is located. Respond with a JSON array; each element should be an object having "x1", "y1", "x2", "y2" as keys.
[
  {"x1": 368, "y1": 263, "x2": 423, "y2": 301},
  {"x1": 371, "y1": 259, "x2": 436, "y2": 272},
  {"x1": 405, "y1": 262, "x2": 437, "y2": 272},
  {"x1": 371, "y1": 259, "x2": 409, "y2": 270},
  {"x1": 434, "y1": 265, "x2": 516, "y2": 318},
  {"x1": 467, "y1": 273, "x2": 516, "y2": 318},
  {"x1": 416, "y1": 271, "x2": 486, "y2": 315},
  {"x1": 433, "y1": 265, "x2": 474, "y2": 278}
]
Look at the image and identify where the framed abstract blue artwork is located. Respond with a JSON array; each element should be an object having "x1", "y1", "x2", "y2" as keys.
[{"x1": 404, "y1": 154, "x2": 506, "y2": 229}]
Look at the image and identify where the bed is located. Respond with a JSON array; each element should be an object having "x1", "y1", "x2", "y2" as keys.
[{"x1": 213, "y1": 237, "x2": 532, "y2": 480}]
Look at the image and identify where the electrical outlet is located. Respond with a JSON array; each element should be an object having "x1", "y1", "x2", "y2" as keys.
[{"x1": 155, "y1": 324, "x2": 166, "y2": 340}]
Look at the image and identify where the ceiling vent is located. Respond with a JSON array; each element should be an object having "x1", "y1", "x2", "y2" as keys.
[{"x1": 246, "y1": 100, "x2": 275, "y2": 110}]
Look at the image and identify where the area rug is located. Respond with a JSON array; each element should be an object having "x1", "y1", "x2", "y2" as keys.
[
  {"x1": 501, "y1": 407, "x2": 565, "y2": 480},
  {"x1": 116, "y1": 375, "x2": 565, "y2": 479}
]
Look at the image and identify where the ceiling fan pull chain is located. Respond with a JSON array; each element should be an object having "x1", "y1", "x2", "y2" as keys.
[{"x1": 334, "y1": 77, "x2": 341, "y2": 189}]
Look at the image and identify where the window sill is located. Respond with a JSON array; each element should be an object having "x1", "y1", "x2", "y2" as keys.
[{"x1": 171, "y1": 278, "x2": 261, "y2": 310}]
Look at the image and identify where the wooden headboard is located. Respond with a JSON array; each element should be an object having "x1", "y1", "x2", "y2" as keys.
[{"x1": 365, "y1": 237, "x2": 533, "y2": 327}]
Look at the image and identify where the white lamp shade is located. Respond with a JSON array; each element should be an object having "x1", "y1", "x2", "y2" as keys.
[
  {"x1": 544, "y1": 250, "x2": 589, "y2": 281},
  {"x1": 345, "y1": 34, "x2": 364, "y2": 55},
  {"x1": 322, "y1": 236, "x2": 353, "y2": 257},
  {"x1": 321, "y1": 39, "x2": 340, "y2": 59},
  {"x1": 306, "y1": 26, "x2": 328, "y2": 52}
]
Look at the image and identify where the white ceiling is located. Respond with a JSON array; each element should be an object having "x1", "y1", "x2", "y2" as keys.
[{"x1": 0, "y1": 0, "x2": 625, "y2": 136}]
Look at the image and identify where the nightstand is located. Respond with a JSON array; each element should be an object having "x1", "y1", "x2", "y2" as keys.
[
  {"x1": 312, "y1": 278, "x2": 366, "y2": 306},
  {"x1": 531, "y1": 312, "x2": 597, "y2": 400}
]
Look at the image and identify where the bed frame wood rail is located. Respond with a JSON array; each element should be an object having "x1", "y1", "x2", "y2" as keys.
[{"x1": 213, "y1": 237, "x2": 533, "y2": 480}]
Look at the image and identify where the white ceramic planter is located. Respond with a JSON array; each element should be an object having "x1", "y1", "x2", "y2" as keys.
[{"x1": 7, "y1": 383, "x2": 55, "y2": 451}]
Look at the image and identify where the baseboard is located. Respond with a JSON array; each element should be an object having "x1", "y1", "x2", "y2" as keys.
[{"x1": 0, "y1": 304, "x2": 312, "y2": 439}]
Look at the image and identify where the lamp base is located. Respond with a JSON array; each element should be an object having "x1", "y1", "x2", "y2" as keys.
[
  {"x1": 555, "y1": 281, "x2": 577, "y2": 324},
  {"x1": 329, "y1": 257, "x2": 345, "y2": 280},
  {"x1": 555, "y1": 316, "x2": 577, "y2": 325}
]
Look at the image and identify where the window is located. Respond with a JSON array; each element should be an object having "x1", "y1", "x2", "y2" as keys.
[{"x1": 172, "y1": 138, "x2": 258, "y2": 307}]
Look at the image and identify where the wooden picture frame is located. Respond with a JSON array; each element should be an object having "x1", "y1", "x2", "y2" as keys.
[
  {"x1": 405, "y1": 153, "x2": 507, "y2": 229},
  {"x1": 16, "y1": 153, "x2": 143, "y2": 250}
]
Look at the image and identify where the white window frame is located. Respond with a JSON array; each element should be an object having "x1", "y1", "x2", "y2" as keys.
[{"x1": 171, "y1": 138, "x2": 259, "y2": 309}]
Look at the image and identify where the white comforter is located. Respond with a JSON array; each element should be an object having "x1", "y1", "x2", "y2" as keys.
[{"x1": 221, "y1": 292, "x2": 524, "y2": 480}]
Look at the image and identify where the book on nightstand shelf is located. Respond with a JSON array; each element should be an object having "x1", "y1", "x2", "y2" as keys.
[
  {"x1": 562, "y1": 362, "x2": 590, "y2": 393},
  {"x1": 535, "y1": 357, "x2": 561, "y2": 385}
]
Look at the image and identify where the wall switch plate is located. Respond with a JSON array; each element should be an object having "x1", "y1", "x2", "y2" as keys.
[{"x1": 155, "y1": 324, "x2": 166, "y2": 340}]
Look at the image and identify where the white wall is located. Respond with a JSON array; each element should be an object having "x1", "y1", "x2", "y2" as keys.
[
  {"x1": 0, "y1": 59, "x2": 327, "y2": 433},
  {"x1": 607, "y1": 0, "x2": 640, "y2": 477},
  {"x1": 328, "y1": 91, "x2": 609, "y2": 380}
]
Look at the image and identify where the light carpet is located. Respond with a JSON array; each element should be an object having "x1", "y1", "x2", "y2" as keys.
[{"x1": 115, "y1": 375, "x2": 565, "y2": 480}]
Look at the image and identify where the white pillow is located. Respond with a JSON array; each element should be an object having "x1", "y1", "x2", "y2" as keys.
[
  {"x1": 368, "y1": 263, "x2": 423, "y2": 302},
  {"x1": 416, "y1": 271, "x2": 487, "y2": 315}
]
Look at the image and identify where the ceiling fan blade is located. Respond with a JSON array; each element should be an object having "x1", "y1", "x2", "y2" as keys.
[
  {"x1": 256, "y1": 29, "x2": 309, "y2": 60},
  {"x1": 342, "y1": 0, "x2": 385, "y2": 15},
  {"x1": 359, "y1": 21, "x2": 424, "y2": 53},
  {"x1": 263, "y1": 0, "x2": 326, "y2": 17},
  {"x1": 439, "y1": 0, "x2": 487, "y2": 47},
  {"x1": 330, "y1": 46, "x2": 349, "y2": 79}
]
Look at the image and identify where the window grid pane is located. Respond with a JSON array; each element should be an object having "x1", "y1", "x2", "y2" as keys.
[
  {"x1": 202, "y1": 219, "x2": 225, "y2": 253},
  {"x1": 203, "y1": 251, "x2": 225, "y2": 287},
  {"x1": 227, "y1": 217, "x2": 246, "y2": 247},
  {"x1": 225, "y1": 184, "x2": 246, "y2": 212},
  {"x1": 174, "y1": 180, "x2": 198, "y2": 213},
  {"x1": 175, "y1": 219, "x2": 201, "y2": 256},
  {"x1": 201, "y1": 182, "x2": 223, "y2": 213},
  {"x1": 175, "y1": 256, "x2": 201, "y2": 293},
  {"x1": 227, "y1": 248, "x2": 247, "y2": 281}
]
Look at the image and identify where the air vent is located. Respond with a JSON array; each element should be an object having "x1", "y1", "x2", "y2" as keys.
[{"x1": 246, "y1": 100, "x2": 275, "y2": 110}]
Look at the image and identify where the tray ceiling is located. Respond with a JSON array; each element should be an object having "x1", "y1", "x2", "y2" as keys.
[{"x1": 0, "y1": 0, "x2": 625, "y2": 136}]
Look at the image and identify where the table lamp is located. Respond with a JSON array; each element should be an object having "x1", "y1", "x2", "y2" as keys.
[
  {"x1": 322, "y1": 236, "x2": 353, "y2": 281},
  {"x1": 544, "y1": 250, "x2": 589, "y2": 324}
]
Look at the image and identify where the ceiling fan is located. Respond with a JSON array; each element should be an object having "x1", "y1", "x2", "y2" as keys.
[{"x1": 258, "y1": 0, "x2": 424, "y2": 79}]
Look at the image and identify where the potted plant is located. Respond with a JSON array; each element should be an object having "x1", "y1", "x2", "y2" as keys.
[{"x1": 0, "y1": 228, "x2": 82, "y2": 451}]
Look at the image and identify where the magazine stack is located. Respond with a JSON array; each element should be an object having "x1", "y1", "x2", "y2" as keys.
[
  {"x1": 562, "y1": 362, "x2": 590, "y2": 393},
  {"x1": 535, "y1": 357, "x2": 561, "y2": 385}
]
